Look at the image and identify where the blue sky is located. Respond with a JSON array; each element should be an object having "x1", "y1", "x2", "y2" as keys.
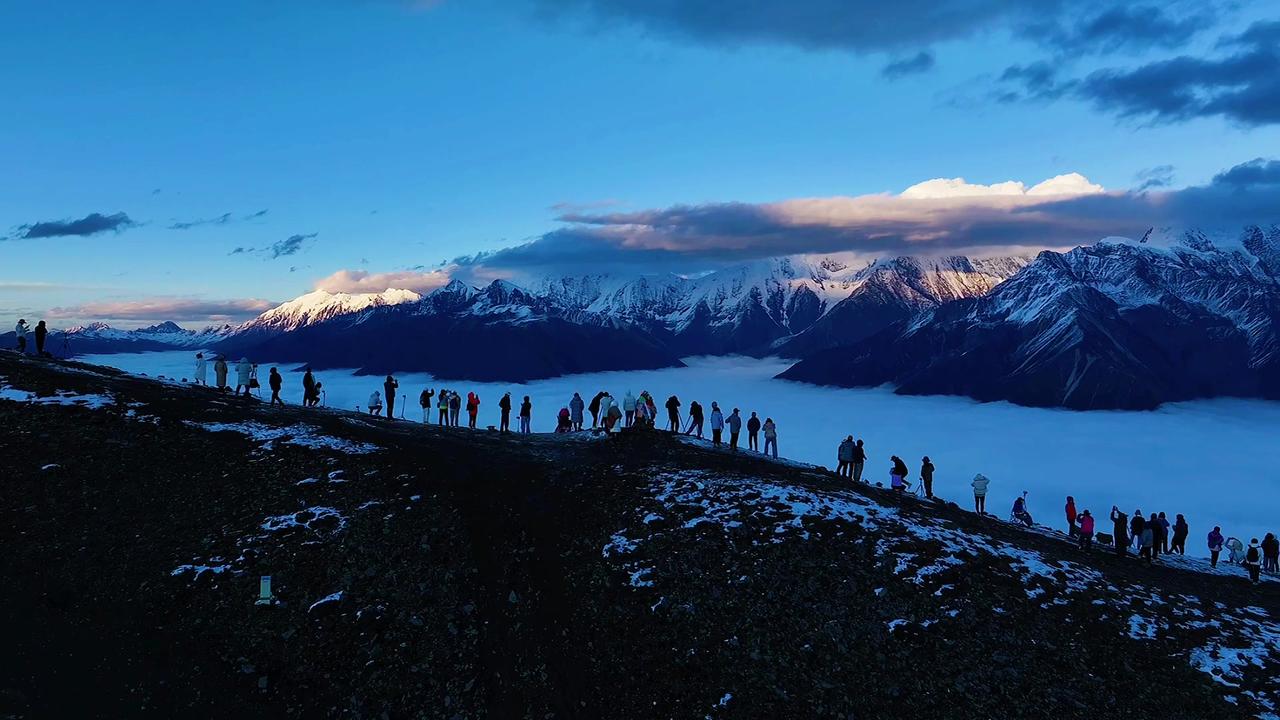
[{"x1": 2, "y1": 0, "x2": 1277, "y2": 327}]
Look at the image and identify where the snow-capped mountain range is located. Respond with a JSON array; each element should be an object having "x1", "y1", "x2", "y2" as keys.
[{"x1": 780, "y1": 226, "x2": 1280, "y2": 409}]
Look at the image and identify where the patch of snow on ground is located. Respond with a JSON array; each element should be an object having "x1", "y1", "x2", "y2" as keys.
[
  {"x1": 184, "y1": 421, "x2": 379, "y2": 454},
  {"x1": 308, "y1": 591, "x2": 345, "y2": 612},
  {"x1": 0, "y1": 385, "x2": 115, "y2": 409},
  {"x1": 261, "y1": 506, "x2": 348, "y2": 537}
]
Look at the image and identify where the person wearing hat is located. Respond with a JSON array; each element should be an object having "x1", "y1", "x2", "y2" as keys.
[{"x1": 1244, "y1": 538, "x2": 1263, "y2": 585}]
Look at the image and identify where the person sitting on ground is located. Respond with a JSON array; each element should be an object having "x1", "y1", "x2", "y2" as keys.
[
  {"x1": 1263, "y1": 533, "x2": 1279, "y2": 574},
  {"x1": 1065, "y1": 496, "x2": 1077, "y2": 536},
  {"x1": 1011, "y1": 493, "x2": 1033, "y2": 527},
  {"x1": 747, "y1": 412, "x2": 761, "y2": 451},
  {"x1": 1171, "y1": 514, "x2": 1189, "y2": 555},
  {"x1": 1244, "y1": 538, "x2": 1263, "y2": 584},
  {"x1": 837, "y1": 436, "x2": 854, "y2": 479},
  {"x1": 971, "y1": 474, "x2": 990, "y2": 515},
  {"x1": 1207, "y1": 526, "x2": 1225, "y2": 567},
  {"x1": 889, "y1": 455, "x2": 909, "y2": 492},
  {"x1": 920, "y1": 456, "x2": 935, "y2": 499},
  {"x1": 368, "y1": 391, "x2": 383, "y2": 416},
  {"x1": 1078, "y1": 509, "x2": 1095, "y2": 551},
  {"x1": 268, "y1": 367, "x2": 284, "y2": 405},
  {"x1": 557, "y1": 407, "x2": 571, "y2": 433}
]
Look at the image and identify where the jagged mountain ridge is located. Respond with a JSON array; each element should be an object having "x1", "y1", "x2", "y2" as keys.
[{"x1": 779, "y1": 226, "x2": 1280, "y2": 409}]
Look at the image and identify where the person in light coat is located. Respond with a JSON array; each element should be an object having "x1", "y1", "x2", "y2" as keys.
[
  {"x1": 622, "y1": 391, "x2": 637, "y2": 428},
  {"x1": 762, "y1": 418, "x2": 778, "y2": 458},
  {"x1": 971, "y1": 473, "x2": 990, "y2": 515},
  {"x1": 726, "y1": 408, "x2": 742, "y2": 451},
  {"x1": 214, "y1": 357, "x2": 229, "y2": 391},
  {"x1": 837, "y1": 436, "x2": 855, "y2": 479},
  {"x1": 709, "y1": 402, "x2": 725, "y2": 446},
  {"x1": 235, "y1": 358, "x2": 253, "y2": 397},
  {"x1": 194, "y1": 353, "x2": 208, "y2": 386},
  {"x1": 599, "y1": 393, "x2": 615, "y2": 426},
  {"x1": 368, "y1": 391, "x2": 383, "y2": 416},
  {"x1": 14, "y1": 319, "x2": 29, "y2": 353}
]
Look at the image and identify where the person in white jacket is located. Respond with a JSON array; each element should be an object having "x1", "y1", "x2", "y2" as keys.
[
  {"x1": 622, "y1": 391, "x2": 637, "y2": 428},
  {"x1": 709, "y1": 402, "x2": 725, "y2": 446},
  {"x1": 193, "y1": 352, "x2": 207, "y2": 386},
  {"x1": 235, "y1": 358, "x2": 253, "y2": 397},
  {"x1": 14, "y1": 319, "x2": 29, "y2": 353},
  {"x1": 971, "y1": 474, "x2": 991, "y2": 515},
  {"x1": 368, "y1": 391, "x2": 383, "y2": 416},
  {"x1": 600, "y1": 392, "x2": 614, "y2": 424}
]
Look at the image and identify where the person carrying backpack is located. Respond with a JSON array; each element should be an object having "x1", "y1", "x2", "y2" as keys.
[
  {"x1": 499, "y1": 392, "x2": 512, "y2": 432},
  {"x1": 1065, "y1": 496, "x2": 1077, "y2": 536},
  {"x1": 747, "y1": 412, "x2": 761, "y2": 451},
  {"x1": 1078, "y1": 510, "x2": 1095, "y2": 551},
  {"x1": 709, "y1": 403, "x2": 724, "y2": 446},
  {"x1": 726, "y1": 408, "x2": 742, "y2": 451},
  {"x1": 1263, "y1": 533, "x2": 1279, "y2": 574},
  {"x1": 837, "y1": 437, "x2": 854, "y2": 479},
  {"x1": 920, "y1": 456, "x2": 935, "y2": 499},
  {"x1": 569, "y1": 393, "x2": 585, "y2": 431},
  {"x1": 1207, "y1": 526, "x2": 1225, "y2": 567},
  {"x1": 971, "y1": 474, "x2": 990, "y2": 515},
  {"x1": 686, "y1": 401, "x2": 704, "y2": 438},
  {"x1": 762, "y1": 418, "x2": 777, "y2": 458},
  {"x1": 268, "y1": 367, "x2": 284, "y2": 405},
  {"x1": 1108, "y1": 507, "x2": 1128, "y2": 556},
  {"x1": 1244, "y1": 539, "x2": 1263, "y2": 584},
  {"x1": 419, "y1": 388, "x2": 434, "y2": 423},
  {"x1": 1171, "y1": 514, "x2": 1189, "y2": 555}
]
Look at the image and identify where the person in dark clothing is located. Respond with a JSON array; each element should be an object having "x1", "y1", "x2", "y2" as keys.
[
  {"x1": 1207, "y1": 526, "x2": 1225, "y2": 567},
  {"x1": 383, "y1": 375, "x2": 399, "y2": 419},
  {"x1": 836, "y1": 437, "x2": 854, "y2": 478},
  {"x1": 1171, "y1": 514, "x2": 1189, "y2": 555},
  {"x1": 1157, "y1": 512, "x2": 1171, "y2": 553},
  {"x1": 1110, "y1": 507, "x2": 1129, "y2": 557},
  {"x1": 665, "y1": 395, "x2": 680, "y2": 432},
  {"x1": 685, "y1": 401, "x2": 704, "y2": 438},
  {"x1": 1130, "y1": 511, "x2": 1146, "y2": 553},
  {"x1": 746, "y1": 412, "x2": 761, "y2": 451},
  {"x1": 890, "y1": 456, "x2": 909, "y2": 493},
  {"x1": 302, "y1": 368, "x2": 317, "y2": 407},
  {"x1": 1263, "y1": 533, "x2": 1280, "y2": 574},
  {"x1": 268, "y1": 368, "x2": 284, "y2": 405},
  {"x1": 449, "y1": 391, "x2": 461, "y2": 426},
  {"x1": 34, "y1": 320, "x2": 49, "y2": 357},
  {"x1": 852, "y1": 440, "x2": 867, "y2": 483},
  {"x1": 1149, "y1": 512, "x2": 1162, "y2": 561},
  {"x1": 438, "y1": 390, "x2": 450, "y2": 425},
  {"x1": 920, "y1": 456, "x2": 935, "y2": 499},
  {"x1": 589, "y1": 392, "x2": 605, "y2": 428},
  {"x1": 419, "y1": 388, "x2": 434, "y2": 423},
  {"x1": 519, "y1": 396, "x2": 532, "y2": 434},
  {"x1": 726, "y1": 408, "x2": 742, "y2": 451},
  {"x1": 499, "y1": 392, "x2": 512, "y2": 432},
  {"x1": 1065, "y1": 496, "x2": 1077, "y2": 536}
]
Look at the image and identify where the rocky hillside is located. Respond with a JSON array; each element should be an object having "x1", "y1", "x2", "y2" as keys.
[{"x1": 1, "y1": 352, "x2": 1278, "y2": 719}]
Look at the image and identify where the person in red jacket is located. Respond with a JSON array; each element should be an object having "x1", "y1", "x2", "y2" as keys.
[
  {"x1": 466, "y1": 392, "x2": 480, "y2": 429},
  {"x1": 1065, "y1": 496, "x2": 1078, "y2": 537},
  {"x1": 1077, "y1": 509, "x2": 1095, "y2": 551}
]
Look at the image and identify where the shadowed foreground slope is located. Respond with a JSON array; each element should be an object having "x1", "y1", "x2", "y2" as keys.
[{"x1": 0, "y1": 353, "x2": 1277, "y2": 719}]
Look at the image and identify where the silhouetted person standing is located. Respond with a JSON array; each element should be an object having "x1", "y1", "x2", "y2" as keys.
[
  {"x1": 569, "y1": 392, "x2": 584, "y2": 431},
  {"x1": 747, "y1": 412, "x2": 761, "y2": 451},
  {"x1": 727, "y1": 408, "x2": 742, "y2": 451},
  {"x1": 302, "y1": 368, "x2": 316, "y2": 406},
  {"x1": 499, "y1": 392, "x2": 512, "y2": 432},
  {"x1": 519, "y1": 396, "x2": 532, "y2": 434},
  {"x1": 384, "y1": 375, "x2": 399, "y2": 419},
  {"x1": 920, "y1": 456, "x2": 935, "y2": 499},
  {"x1": 269, "y1": 367, "x2": 284, "y2": 405},
  {"x1": 34, "y1": 321, "x2": 48, "y2": 357}
]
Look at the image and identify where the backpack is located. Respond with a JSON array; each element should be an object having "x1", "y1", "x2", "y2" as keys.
[{"x1": 1246, "y1": 547, "x2": 1261, "y2": 564}]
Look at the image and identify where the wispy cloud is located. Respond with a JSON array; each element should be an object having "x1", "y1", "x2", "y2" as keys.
[
  {"x1": 8, "y1": 212, "x2": 137, "y2": 240},
  {"x1": 882, "y1": 51, "x2": 935, "y2": 79},
  {"x1": 46, "y1": 297, "x2": 275, "y2": 325},
  {"x1": 230, "y1": 232, "x2": 318, "y2": 260},
  {"x1": 168, "y1": 209, "x2": 269, "y2": 231}
]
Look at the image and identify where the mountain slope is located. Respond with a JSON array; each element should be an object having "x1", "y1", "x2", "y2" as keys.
[
  {"x1": 779, "y1": 229, "x2": 1280, "y2": 409},
  {"x1": 2, "y1": 353, "x2": 1277, "y2": 718}
]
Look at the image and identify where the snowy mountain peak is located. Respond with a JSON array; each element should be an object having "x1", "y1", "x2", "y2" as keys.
[{"x1": 243, "y1": 287, "x2": 423, "y2": 333}]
